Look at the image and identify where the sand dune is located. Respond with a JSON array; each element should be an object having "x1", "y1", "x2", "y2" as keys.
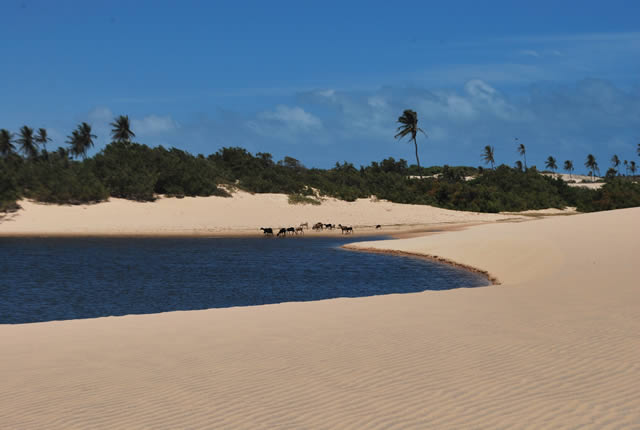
[
  {"x1": 1, "y1": 208, "x2": 638, "y2": 428},
  {"x1": 0, "y1": 192, "x2": 522, "y2": 236}
]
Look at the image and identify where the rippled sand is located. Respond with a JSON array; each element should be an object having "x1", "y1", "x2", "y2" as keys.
[{"x1": 1, "y1": 207, "x2": 638, "y2": 428}]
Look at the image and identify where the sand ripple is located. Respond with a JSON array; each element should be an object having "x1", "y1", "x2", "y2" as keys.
[{"x1": 1, "y1": 208, "x2": 639, "y2": 428}]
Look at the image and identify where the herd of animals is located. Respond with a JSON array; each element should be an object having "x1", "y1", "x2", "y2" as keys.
[{"x1": 259, "y1": 222, "x2": 382, "y2": 237}]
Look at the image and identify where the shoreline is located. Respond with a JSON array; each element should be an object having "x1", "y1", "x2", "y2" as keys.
[
  {"x1": 0, "y1": 220, "x2": 508, "y2": 239},
  {"x1": 0, "y1": 193, "x2": 535, "y2": 237},
  {"x1": 342, "y1": 245, "x2": 501, "y2": 285}
]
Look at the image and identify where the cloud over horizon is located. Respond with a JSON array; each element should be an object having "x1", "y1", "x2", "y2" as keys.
[
  {"x1": 132, "y1": 115, "x2": 180, "y2": 135},
  {"x1": 74, "y1": 77, "x2": 639, "y2": 170}
]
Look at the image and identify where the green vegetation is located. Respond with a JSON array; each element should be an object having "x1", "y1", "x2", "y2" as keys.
[
  {"x1": 288, "y1": 194, "x2": 322, "y2": 205},
  {"x1": 1, "y1": 117, "x2": 640, "y2": 215}
]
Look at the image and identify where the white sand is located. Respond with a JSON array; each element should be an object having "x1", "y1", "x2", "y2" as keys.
[
  {"x1": 0, "y1": 192, "x2": 522, "y2": 236},
  {"x1": 542, "y1": 172, "x2": 605, "y2": 189},
  {"x1": 1, "y1": 206, "x2": 638, "y2": 428}
]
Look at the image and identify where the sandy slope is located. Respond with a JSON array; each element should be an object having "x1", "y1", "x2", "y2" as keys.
[
  {"x1": 0, "y1": 192, "x2": 521, "y2": 236},
  {"x1": 1, "y1": 208, "x2": 638, "y2": 428}
]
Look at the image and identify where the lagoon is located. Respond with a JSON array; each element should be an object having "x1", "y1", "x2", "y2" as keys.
[{"x1": 0, "y1": 236, "x2": 489, "y2": 324}]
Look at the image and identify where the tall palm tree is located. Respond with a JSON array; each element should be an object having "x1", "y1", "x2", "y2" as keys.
[
  {"x1": 110, "y1": 115, "x2": 135, "y2": 143},
  {"x1": 611, "y1": 154, "x2": 620, "y2": 175},
  {"x1": 67, "y1": 123, "x2": 96, "y2": 159},
  {"x1": 35, "y1": 128, "x2": 52, "y2": 153},
  {"x1": 630, "y1": 161, "x2": 637, "y2": 176},
  {"x1": 637, "y1": 142, "x2": 640, "y2": 157},
  {"x1": 395, "y1": 109, "x2": 426, "y2": 171},
  {"x1": 545, "y1": 156, "x2": 557, "y2": 174},
  {"x1": 66, "y1": 130, "x2": 81, "y2": 159},
  {"x1": 0, "y1": 129, "x2": 16, "y2": 157},
  {"x1": 585, "y1": 154, "x2": 599, "y2": 182},
  {"x1": 624, "y1": 160, "x2": 629, "y2": 176},
  {"x1": 17, "y1": 125, "x2": 38, "y2": 159},
  {"x1": 564, "y1": 160, "x2": 574, "y2": 178},
  {"x1": 516, "y1": 140, "x2": 527, "y2": 170},
  {"x1": 514, "y1": 160, "x2": 523, "y2": 171},
  {"x1": 482, "y1": 145, "x2": 495, "y2": 169}
]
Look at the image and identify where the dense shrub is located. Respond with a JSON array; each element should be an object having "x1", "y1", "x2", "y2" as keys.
[{"x1": 1, "y1": 143, "x2": 640, "y2": 214}]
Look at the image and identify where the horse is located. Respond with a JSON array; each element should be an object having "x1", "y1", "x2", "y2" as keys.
[
  {"x1": 286, "y1": 227, "x2": 296, "y2": 236},
  {"x1": 260, "y1": 227, "x2": 274, "y2": 236},
  {"x1": 277, "y1": 228, "x2": 287, "y2": 237},
  {"x1": 338, "y1": 224, "x2": 353, "y2": 234},
  {"x1": 312, "y1": 222, "x2": 324, "y2": 231}
]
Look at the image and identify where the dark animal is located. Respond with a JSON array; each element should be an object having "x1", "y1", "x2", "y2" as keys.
[
  {"x1": 312, "y1": 222, "x2": 324, "y2": 231},
  {"x1": 295, "y1": 226, "x2": 304, "y2": 235},
  {"x1": 324, "y1": 223, "x2": 335, "y2": 230},
  {"x1": 299, "y1": 222, "x2": 309, "y2": 230},
  {"x1": 260, "y1": 227, "x2": 274, "y2": 236},
  {"x1": 287, "y1": 227, "x2": 296, "y2": 236},
  {"x1": 277, "y1": 228, "x2": 287, "y2": 237},
  {"x1": 375, "y1": 225, "x2": 381, "y2": 229},
  {"x1": 338, "y1": 224, "x2": 353, "y2": 234}
]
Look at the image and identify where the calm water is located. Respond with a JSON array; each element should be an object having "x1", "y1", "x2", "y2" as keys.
[{"x1": 0, "y1": 236, "x2": 489, "y2": 324}]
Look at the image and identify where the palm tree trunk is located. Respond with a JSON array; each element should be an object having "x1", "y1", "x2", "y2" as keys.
[
  {"x1": 413, "y1": 137, "x2": 421, "y2": 176},
  {"x1": 524, "y1": 154, "x2": 527, "y2": 171}
]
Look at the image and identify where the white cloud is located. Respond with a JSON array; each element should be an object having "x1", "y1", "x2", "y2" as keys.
[
  {"x1": 316, "y1": 89, "x2": 336, "y2": 99},
  {"x1": 520, "y1": 49, "x2": 541, "y2": 57},
  {"x1": 257, "y1": 105, "x2": 322, "y2": 130},
  {"x1": 367, "y1": 96, "x2": 387, "y2": 108},
  {"x1": 132, "y1": 115, "x2": 179, "y2": 135},
  {"x1": 87, "y1": 106, "x2": 113, "y2": 123}
]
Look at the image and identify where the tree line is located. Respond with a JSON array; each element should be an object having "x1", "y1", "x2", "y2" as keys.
[
  {"x1": 481, "y1": 142, "x2": 637, "y2": 180},
  {"x1": 1, "y1": 113, "x2": 640, "y2": 214}
]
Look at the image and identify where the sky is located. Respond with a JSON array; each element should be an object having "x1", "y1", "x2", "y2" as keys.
[{"x1": 1, "y1": 0, "x2": 639, "y2": 172}]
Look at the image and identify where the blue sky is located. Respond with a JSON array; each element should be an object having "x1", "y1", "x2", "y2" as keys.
[{"x1": 1, "y1": 0, "x2": 639, "y2": 172}]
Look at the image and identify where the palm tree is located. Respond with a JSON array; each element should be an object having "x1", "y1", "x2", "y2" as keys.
[
  {"x1": 66, "y1": 130, "x2": 81, "y2": 159},
  {"x1": 35, "y1": 128, "x2": 52, "y2": 153},
  {"x1": 67, "y1": 123, "x2": 96, "y2": 159},
  {"x1": 17, "y1": 126, "x2": 38, "y2": 159},
  {"x1": 516, "y1": 140, "x2": 527, "y2": 170},
  {"x1": 482, "y1": 145, "x2": 495, "y2": 169},
  {"x1": 611, "y1": 154, "x2": 620, "y2": 175},
  {"x1": 623, "y1": 160, "x2": 629, "y2": 176},
  {"x1": 564, "y1": 160, "x2": 574, "y2": 178},
  {"x1": 110, "y1": 115, "x2": 135, "y2": 143},
  {"x1": 545, "y1": 156, "x2": 557, "y2": 174},
  {"x1": 630, "y1": 161, "x2": 637, "y2": 176},
  {"x1": 514, "y1": 160, "x2": 523, "y2": 171},
  {"x1": 0, "y1": 129, "x2": 16, "y2": 157},
  {"x1": 637, "y1": 143, "x2": 640, "y2": 157},
  {"x1": 585, "y1": 154, "x2": 599, "y2": 182},
  {"x1": 395, "y1": 109, "x2": 426, "y2": 172},
  {"x1": 55, "y1": 146, "x2": 71, "y2": 161}
]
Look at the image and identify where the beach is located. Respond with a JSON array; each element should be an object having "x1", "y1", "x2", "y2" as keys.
[
  {"x1": 0, "y1": 192, "x2": 524, "y2": 236},
  {"x1": 1, "y1": 202, "x2": 639, "y2": 428}
]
